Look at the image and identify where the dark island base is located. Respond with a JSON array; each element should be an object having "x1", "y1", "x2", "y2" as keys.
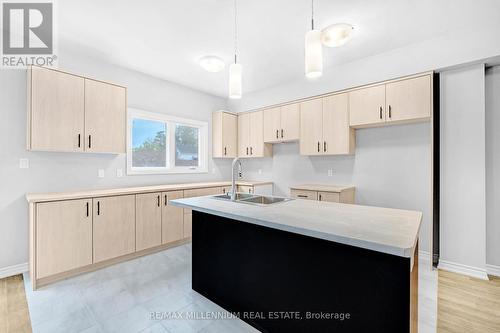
[{"x1": 192, "y1": 211, "x2": 418, "y2": 333}]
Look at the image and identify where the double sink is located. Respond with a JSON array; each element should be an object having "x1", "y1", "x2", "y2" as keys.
[{"x1": 212, "y1": 193, "x2": 293, "y2": 206}]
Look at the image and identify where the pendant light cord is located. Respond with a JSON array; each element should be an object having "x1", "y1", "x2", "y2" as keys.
[
  {"x1": 311, "y1": 0, "x2": 314, "y2": 30},
  {"x1": 234, "y1": 0, "x2": 238, "y2": 64}
]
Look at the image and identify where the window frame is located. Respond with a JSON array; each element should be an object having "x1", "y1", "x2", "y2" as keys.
[{"x1": 127, "y1": 108, "x2": 208, "y2": 175}]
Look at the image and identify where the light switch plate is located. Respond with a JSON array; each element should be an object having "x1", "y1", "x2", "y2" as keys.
[
  {"x1": 116, "y1": 169, "x2": 123, "y2": 178},
  {"x1": 98, "y1": 169, "x2": 105, "y2": 178},
  {"x1": 19, "y1": 158, "x2": 29, "y2": 169}
]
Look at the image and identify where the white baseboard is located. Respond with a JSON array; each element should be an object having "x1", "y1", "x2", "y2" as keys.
[
  {"x1": 0, "y1": 262, "x2": 29, "y2": 279},
  {"x1": 438, "y1": 260, "x2": 489, "y2": 280},
  {"x1": 486, "y1": 264, "x2": 500, "y2": 278}
]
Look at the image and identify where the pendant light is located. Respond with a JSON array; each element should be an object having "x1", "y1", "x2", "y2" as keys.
[
  {"x1": 229, "y1": 0, "x2": 242, "y2": 99},
  {"x1": 305, "y1": 0, "x2": 323, "y2": 78}
]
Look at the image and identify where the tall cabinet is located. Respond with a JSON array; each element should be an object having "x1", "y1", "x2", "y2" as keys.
[{"x1": 27, "y1": 66, "x2": 127, "y2": 154}]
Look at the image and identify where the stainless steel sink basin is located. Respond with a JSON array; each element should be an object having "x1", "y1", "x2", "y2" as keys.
[
  {"x1": 212, "y1": 193, "x2": 292, "y2": 206},
  {"x1": 239, "y1": 195, "x2": 291, "y2": 205}
]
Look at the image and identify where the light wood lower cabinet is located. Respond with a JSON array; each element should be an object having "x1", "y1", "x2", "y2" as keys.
[
  {"x1": 318, "y1": 191, "x2": 340, "y2": 203},
  {"x1": 162, "y1": 191, "x2": 184, "y2": 244},
  {"x1": 291, "y1": 188, "x2": 355, "y2": 204},
  {"x1": 35, "y1": 199, "x2": 92, "y2": 279},
  {"x1": 136, "y1": 193, "x2": 162, "y2": 251},
  {"x1": 183, "y1": 187, "x2": 222, "y2": 238},
  {"x1": 290, "y1": 189, "x2": 318, "y2": 200},
  {"x1": 93, "y1": 195, "x2": 136, "y2": 263}
]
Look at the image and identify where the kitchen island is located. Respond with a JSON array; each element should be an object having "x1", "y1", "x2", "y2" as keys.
[{"x1": 171, "y1": 195, "x2": 421, "y2": 333}]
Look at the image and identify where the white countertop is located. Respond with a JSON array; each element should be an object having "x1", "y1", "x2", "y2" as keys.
[
  {"x1": 25, "y1": 180, "x2": 273, "y2": 203},
  {"x1": 171, "y1": 196, "x2": 422, "y2": 260}
]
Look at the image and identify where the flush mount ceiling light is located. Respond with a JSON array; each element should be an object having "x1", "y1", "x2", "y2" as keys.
[
  {"x1": 199, "y1": 56, "x2": 225, "y2": 72},
  {"x1": 305, "y1": 0, "x2": 323, "y2": 79},
  {"x1": 228, "y1": 0, "x2": 242, "y2": 99},
  {"x1": 321, "y1": 23, "x2": 354, "y2": 47}
]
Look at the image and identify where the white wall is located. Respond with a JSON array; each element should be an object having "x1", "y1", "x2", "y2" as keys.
[
  {"x1": 486, "y1": 66, "x2": 500, "y2": 268},
  {"x1": 0, "y1": 45, "x2": 230, "y2": 272},
  {"x1": 439, "y1": 64, "x2": 487, "y2": 278},
  {"x1": 241, "y1": 123, "x2": 432, "y2": 253}
]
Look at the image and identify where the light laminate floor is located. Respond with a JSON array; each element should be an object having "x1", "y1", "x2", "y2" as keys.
[
  {"x1": 0, "y1": 274, "x2": 32, "y2": 332},
  {"x1": 18, "y1": 244, "x2": 437, "y2": 333}
]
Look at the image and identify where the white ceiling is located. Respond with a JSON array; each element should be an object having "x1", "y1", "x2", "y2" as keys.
[{"x1": 59, "y1": 0, "x2": 500, "y2": 98}]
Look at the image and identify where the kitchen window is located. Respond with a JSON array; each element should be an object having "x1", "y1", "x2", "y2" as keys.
[{"x1": 127, "y1": 108, "x2": 208, "y2": 174}]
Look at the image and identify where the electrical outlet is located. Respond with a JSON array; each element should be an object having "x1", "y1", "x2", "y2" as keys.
[
  {"x1": 98, "y1": 169, "x2": 105, "y2": 178},
  {"x1": 19, "y1": 158, "x2": 29, "y2": 169},
  {"x1": 116, "y1": 169, "x2": 123, "y2": 178},
  {"x1": 328, "y1": 169, "x2": 333, "y2": 177}
]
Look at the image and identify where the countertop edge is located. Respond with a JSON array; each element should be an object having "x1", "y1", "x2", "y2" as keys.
[{"x1": 290, "y1": 184, "x2": 356, "y2": 192}]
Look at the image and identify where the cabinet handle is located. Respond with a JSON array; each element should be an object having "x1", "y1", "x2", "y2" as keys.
[
  {"x1": 297, "y1": 195, "x2": 308, "y2": 198},
  {"x1": 246, "y1": 147, "x2": 249, "y2": 155},
  {"x1": 164, "y1": 194, "x2": 167, "y2": 206},
  {"x1": 88, "y1": 135, "x2": 92, "y2": 148},
  {"x1": 319, "y1": 194, "x2": 322, "y2": 201},
  {"x1": 157, "y1": 195, "x2": 160, "y2": 207},
  {"x1": 97, "y1": 201, "x2": 100, "y2": 215},
  {"x1": 224, "y1": 147, "x2": 227, "y2": 155},
  {"x1": 281, "y1": 129, "x2": 284, "y2": 138},
  {"x1": 324, "y1": 141, "x2": 327, "y2": 152},
  {"x1": 78, "y1": 134, "x2": 81, "y2": 148},
  {"x1": 317, "y1": 142, "x2": 320, "y2": 152},
  {"x1": 276, "y1": 129, "x2": 279, "y2": 139},
  {"x1": 379, "y1": 107, "x2": 383, "y2": 120},
  {"x1": 389, "y1": 105, "x2": 392, "y2": 118},
  {"x1": 250, "y1": 147, "x2": 253, "y2": 155},
  {"x1": 86, "y1": 202, "x2": 89, "y2": 217}
]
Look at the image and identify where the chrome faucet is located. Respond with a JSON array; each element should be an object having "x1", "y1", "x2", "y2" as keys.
[{"x1": 231, "y1": 157, "x2": 242, "y2": 201}]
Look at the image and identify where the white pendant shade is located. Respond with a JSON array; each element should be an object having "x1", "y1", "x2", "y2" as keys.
[
  {"x1": 229, "y1": 62, "x2": 242, "y2": 99},
  {"x1": 305, "y1": 29, "x2": 323, "y2": 79}
]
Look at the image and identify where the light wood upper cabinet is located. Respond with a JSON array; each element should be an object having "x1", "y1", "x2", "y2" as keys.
[
  {"x1": 349, "y1": 85, "x2": 386, "y2": 127},
  {"x1": 386, "y1": 75, "x2": 431, "y2": 123},
  {"x1": 84, "y1": 79, "x2": 126, "y2": 153},
  {"x1": 93, "y1": 195, "x2": 136, "y2": 263},
  {"x1": 162, "y1": 191, "x2": 184, "y2": 244},
  {"x1": 264, "y1": 104, "x2": 300, "y2": 143},
  {"x1": 27, "y1": 66, "x2": 127, "y2": 154},
  {"x1": 212, "y1": 111, "x2": 237, "y2": 158},
  {"x1": 238, "y1": 111, "x2": 272, "y2": 158},
  {"x1": 300, "y1": 98, "x2": 323, "y2": 155},
  {"x1": 28, "y1": 66, "x2": 85, "y2": 152},
  {"x1": 322, "y1": 94, "x2": 355, "y2": 155},
  {"x1": 300, "y1": 94, "x2": 354, "y2": 156},
  {"x1": 36, "y1": 199, "x2": 92, "y2": 278},
  {"x1": 136, "y1": 192, "x2": 162, "y2": 251}
]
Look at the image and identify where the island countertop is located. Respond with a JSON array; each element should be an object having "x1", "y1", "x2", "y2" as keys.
[{"x1": 171, "y1": 196, "x2": 422, "y2": 260}]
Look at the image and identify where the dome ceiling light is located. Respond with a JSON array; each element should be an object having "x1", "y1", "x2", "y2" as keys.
[
  {"x1": 199, "y1": 56, "x2": 225, "y2": 73},
  {"x1": 321, "y1": 23, "x2": 354, "y2": 47}
]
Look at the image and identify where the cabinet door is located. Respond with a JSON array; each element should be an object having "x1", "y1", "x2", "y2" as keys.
[
  {"x1": 322, "y1": 93, "x2": 355, "y2": 155},
  {"x1": 162, "y1": 191, "x2": 184, "y2": 244},
  {"x1": 30, "y1": 66, "x2": 85, "y2": 152},
  {"x1": 222, "y1": 112, "x2": 238, "y2": 158},
  {"x1": 212, "y1": 111, "x2": 224, "y2": 158},
  {"x1": 281, "y1": 103, "x2": 300, "y2": 141},
  {"x1": 93, "y1": 195, "x2": 135, "y2": 263},
  {"x1": 249, "y1": 111, "x2": 269, "y2": 157},
  {"x1": 318, "y1": 191, "x2": 340, "y2": 203},
  {"x1": 386, "y1": 75, "x2": 431, "y2": 123},
  {"x1": 349, "y1": 85, "x2": 386, "y2": 127},
  {"x1": 238, "y1": 113, "x2": 250, "y2": 157},
  {"x1": 263, "y1": 107, "x2": 282, "y2": 143},
  {"x1": 84, "y1": 79, "x2": 126, "y2": 153},
  {"x1": 36, "y1": 199, "x2": 92, "y2": 278},
  {"x1": 183, "y1": 212, "x2": 192, "y2": 239},
  {"x1": 300, "y1": 98, "x2": 323, "y2": 155},
  {"x1": 136, "y1": 193, "x2": 162, "y2": 251},
  {"x1": 237, "y1": 185, "x2": 254, "y2": 194}
]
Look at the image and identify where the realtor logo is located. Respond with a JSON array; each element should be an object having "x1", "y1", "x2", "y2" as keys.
[{"x1": 1, "y1": 1, "x2": 57, "y2": 68}]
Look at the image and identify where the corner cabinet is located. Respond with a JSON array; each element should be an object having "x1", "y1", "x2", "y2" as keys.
[
  {"x1": 300, "y1": 93, "x2": 355, "y2": 156},
  {"x1": 349, "y1": 74, "x2": 432, "y2": 128},
  {"x1": 27, "y1": 66, "x2": 127, "y2": 154},
  {"x1": 238, "y1": 111, "x2": 272, "y2": 158},
  {"x1": 263, "y1": 103, "x2": 300, "y2": 143},
  {"x1": 212, "y1": 111, "x2": 237, "y2": 158}
]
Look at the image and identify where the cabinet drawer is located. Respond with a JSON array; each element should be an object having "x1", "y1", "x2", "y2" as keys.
[
  {"x1": 290, "y1": 189, "x2": 318, "y2": 200},
  {"x1": 318, "y1": 191, "x2": 340, "y2": 203}
]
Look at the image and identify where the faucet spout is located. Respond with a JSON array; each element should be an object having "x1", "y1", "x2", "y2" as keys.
[{"x1": 231, "y1": 157, "x2": 242, "y2": 201}]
